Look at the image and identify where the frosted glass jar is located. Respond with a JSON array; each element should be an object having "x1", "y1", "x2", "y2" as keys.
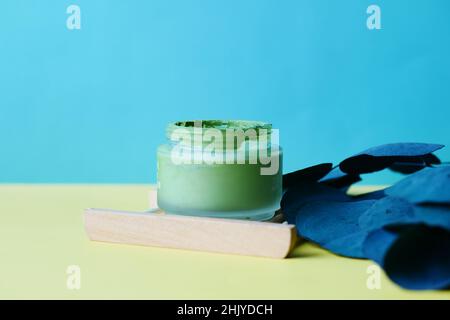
[{"x1": 157, "y1": 120, "x2": 282, "y2": 220}]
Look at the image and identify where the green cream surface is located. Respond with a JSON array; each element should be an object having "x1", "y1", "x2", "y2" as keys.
[
  {"x1": 172, "y1": 120, "x2": 272, "y2": 131},
  {"x1": 157, "y1": 120, "x2": 282, "y2": 220}
]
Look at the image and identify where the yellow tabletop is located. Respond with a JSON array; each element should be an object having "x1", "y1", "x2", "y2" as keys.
[{"x1": 0, "y1": 185, "x2": 448, "y2": 300}]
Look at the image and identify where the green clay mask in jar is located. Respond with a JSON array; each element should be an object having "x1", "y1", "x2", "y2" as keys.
[{"x1": 156, "y1": 120, "x2": 282, "y2": 220}]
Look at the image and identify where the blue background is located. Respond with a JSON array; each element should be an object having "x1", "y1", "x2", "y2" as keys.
[{"x1": 1, "y1": 0, "x2": 449, "y2": 184}]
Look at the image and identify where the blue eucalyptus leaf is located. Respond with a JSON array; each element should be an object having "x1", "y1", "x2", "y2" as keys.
[
  {"x1": 281, "y1": 182, "x2": 351, "y2": 224},
  {"x1": 389, "y1": 153, "x2": 441, "y2": 174},
  {"x1": 362, "y1": 227, "x2": 398, "y2": 265},
  {"x1": 294, "y1": 200, "x2": 376, "y2": 258},
  {"x1": 283, "y1": 163, "x2": 333, "y2": 190},
  {"x1": 322, "y1": 232, "x2": 368, "y2": 259},
  {"x1": 319, "y1": 167, "x2": 361, "y2": 189},
  {"x1": 339, "y1": 143, "x2": 444, "y2": 175},
  {"x1": 386, "y1": 166, "x2": 450, "y2": 204},
  {"x1": 358, "y1": 196, "x2": 415, "y2": 231},
  {"x1": 359, "y1": 196, "x2": 450, "y2": 231},
  {"x1": 363, "y1": 225, "x2": 450, "y2": 290},
  {"x1": 283, "y1": 143, "x2": 450, "y2": 290},
  {"x1": 412, "y1": 205, "x2": 450, "y2": 231}
]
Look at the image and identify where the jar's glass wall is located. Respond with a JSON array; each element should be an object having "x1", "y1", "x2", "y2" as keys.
[{"x1": 157, "y1": 120, "x2": 282, "y2": 220}]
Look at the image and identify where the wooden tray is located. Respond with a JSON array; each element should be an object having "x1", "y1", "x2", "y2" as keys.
[{"x1": 84, "y1": 189, "x2": 297, "y2": 258}]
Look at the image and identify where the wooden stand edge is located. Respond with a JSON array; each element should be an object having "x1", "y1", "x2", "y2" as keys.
[{"x1": 84, "y1": 208, "x2": 297, "y2": 259}]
